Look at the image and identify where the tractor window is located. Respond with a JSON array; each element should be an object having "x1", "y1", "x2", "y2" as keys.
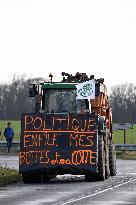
[
  {"x1": 44, "y1": 89, "x2": 89, "y2": 114},
  {"x1": 44, "y1": 89, "x2": 77, "y2": 113},
  {"x1": 76, "y1": 99, "x2": 89, "y2": 112}
]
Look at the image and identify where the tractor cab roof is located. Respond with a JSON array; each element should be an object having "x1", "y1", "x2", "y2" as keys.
[
  {"x1": 40, "y1": 72, "x2": 107, "y2": 95},
  {"x1": 41, "y1": 82, "x2": 77, "y2": 90}
]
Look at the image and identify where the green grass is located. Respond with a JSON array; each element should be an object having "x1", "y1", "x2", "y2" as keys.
[
  {"x1": 0, "y1": 167, "x2": 22, "y2": 186},
  {"x1": 116, "y1": 151, "x2": 136, "y2": 159},
  {"x1": 112, "y1": 124, "x2": 136, "y2": 144},
  {"x1": 0, "y1": 121, "x2": 20, "y2": 141}
]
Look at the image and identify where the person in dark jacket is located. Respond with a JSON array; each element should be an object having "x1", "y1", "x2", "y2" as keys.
[{"x1": 4, "y1": 122, "x2": 14, "y2": 153}]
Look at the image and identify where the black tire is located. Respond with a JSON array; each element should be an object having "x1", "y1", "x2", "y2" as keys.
[
  {"x1": 85, "y1": 134, "x2": 106, "y2": 182},
  {"x1": 105, "y1": 155, "x2": 110, "y2": 179},
  {"x1": 105, "y1": 135, "x2": 110, "y2": 179},
  {"x1": 97, "y1": 135, "x2": 106, "y2": 181},
  {"x1": 43, "y1": 174, "x2": 56, "y2": 182},
  {"x1": 85, "y1": 173, "x2": 97, "y2": 182},
  {"x1": 22, "y1": 173, "x2": 41, "y2": 184},
  {"x1": 109, "y1": 143, "x2": 116, "y2": 176}
]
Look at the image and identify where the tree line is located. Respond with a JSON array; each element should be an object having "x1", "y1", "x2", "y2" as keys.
[
  {"x1": 110, "y1": 83, "x2": 136, "y2": 123},
  {"x1": 0, "y1": 76, "x2": 45, "y2": 120},
  {"x1": 0, "y1": 76, "x2": 135, "y2": 123}
]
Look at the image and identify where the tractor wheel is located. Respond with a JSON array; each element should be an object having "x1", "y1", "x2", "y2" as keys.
[
  {"x1": 43, "y1": 174, "x2": 56, "y2": 182},
  {"x1": 109, "y1": 143, "x2": 117, "y2": 176},
  {"x1": 85, "y1": 173, "x2": 97, "y2": 182},
  {"x1": 105, "y1": 152, "x2": 110, "y2": 179},
  {"x1": 97, "y1": 135, "x2": 106, "y2": 181},
  {"x1": 105, "y1": 136, "x2": 110, "y2": 179},
  {"x1": 22, "y1": 173, "x2": 41, "y2": 184},
  {"x1": 85, "y1": 135, "x2": 106, "y2": 182}
]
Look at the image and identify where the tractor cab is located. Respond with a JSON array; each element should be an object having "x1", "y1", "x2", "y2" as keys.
[
  {"x1": 29, "y1": 72, "x2": 97, "y2": 114},
  {"x1": 42, "y1": 83, "x2": 90, "y2": 114}
]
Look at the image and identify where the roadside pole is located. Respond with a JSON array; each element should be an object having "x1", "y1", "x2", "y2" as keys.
[
  {"x1": 123, "y1": 129, "x2": 126, "y2": 155},
  {"x1": 124, "y1": 129, "x2": 126, "y2": 144}
]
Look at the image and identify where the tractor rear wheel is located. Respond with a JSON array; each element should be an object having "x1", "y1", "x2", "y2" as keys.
[
  {"x1": 105, "y1": 136, "x2": 110, "y2": 179},
  {"x1": 105, "y1": 153, "x2": 110, "y2": 179},
  {"x1": 109, "y1": 143, "x2": 116, "y2": 176},
  {"x1": 97, "y1": 135, "x2": 106, "y2": 181}
]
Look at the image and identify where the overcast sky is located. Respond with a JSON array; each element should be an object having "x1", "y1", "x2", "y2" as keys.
[{"x1": 0, "y1": 0, "x2": 136, "y2": 88}]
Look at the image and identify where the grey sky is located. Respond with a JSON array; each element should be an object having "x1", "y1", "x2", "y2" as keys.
[{"x1": 0, "y1": 0, "x2": 136, "y2": 87}]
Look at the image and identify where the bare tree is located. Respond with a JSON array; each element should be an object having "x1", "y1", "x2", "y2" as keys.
[
  {"x1": 0, "y1": 75, "x2": 46, "y2": 120},
  {"x1": 110, "y1": 83, "x2": 136, "y2": 123}
]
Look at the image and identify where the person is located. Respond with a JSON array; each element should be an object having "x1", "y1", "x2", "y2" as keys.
[{"x1": 4, "y1": 122, "x2": 14, "y2": 153}]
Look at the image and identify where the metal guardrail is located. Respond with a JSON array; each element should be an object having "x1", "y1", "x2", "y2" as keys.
[
  {"x1": 0, "y1": 141, "x2": 20, "y2": 147},
  {"x1": 113, "y1": 123, "x2": 133, "y2": 131},
  {"x1": 115, "y1": 144, "x2": 136, "y2": 151},
  {"x1": 0, "y1": 141, "x2": 20, "y2": 153}
]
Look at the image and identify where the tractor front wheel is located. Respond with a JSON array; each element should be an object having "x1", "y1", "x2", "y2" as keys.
[{"x1": 22, "y1": 172, "x2": 41, "y2": 184}]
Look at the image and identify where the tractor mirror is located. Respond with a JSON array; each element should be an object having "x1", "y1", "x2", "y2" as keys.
[{"x1": 29, "y1": 87, "x2": 36, "y2": 97}]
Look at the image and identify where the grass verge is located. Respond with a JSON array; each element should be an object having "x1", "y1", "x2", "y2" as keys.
[
  {"x1": 116, "y1": 151, "x2": 136, "y2": 160},
  {"x1": 113, "y1": 124, "x2": 136, "y2": 144},
  {"x1": 0, "y1": 167, "x2": 22, "y2": 186}
]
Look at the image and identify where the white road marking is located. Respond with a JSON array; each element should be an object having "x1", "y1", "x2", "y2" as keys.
[
  {"x1": 87, "y1": 201, "x2": 134, "y2": 205},
  {"x1": 19, "y1": 199, "x2": 56, "y2": 205},
  {"x1": 55, "y1": 178, "x2": 136, "y2": 205}
]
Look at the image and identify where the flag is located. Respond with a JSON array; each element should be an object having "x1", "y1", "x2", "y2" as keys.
[{"x1": 76, "y1": 80, "x2": 95, "y2": 99}]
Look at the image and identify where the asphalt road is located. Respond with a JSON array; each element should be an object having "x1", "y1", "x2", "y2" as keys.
[
  {"x1": 0, "y1": 155, "x2": 19, "y2": 170},
  {"x1": 0, "y1": 156, "x2": 136, "y2": 205}
]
